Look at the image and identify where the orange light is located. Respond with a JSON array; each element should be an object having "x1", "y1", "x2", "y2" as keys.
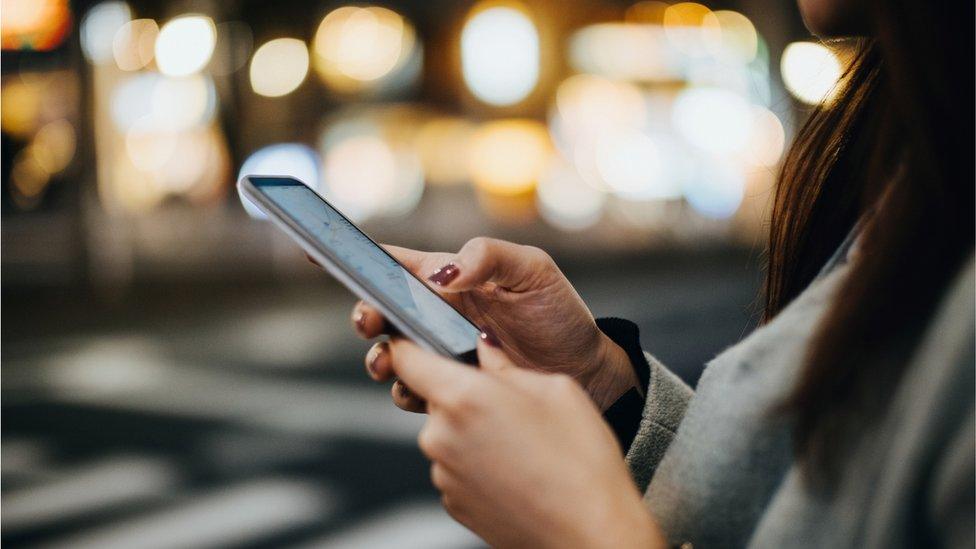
[{"x1": 1, "y1": 0, "x2": 72, "y2": 51}]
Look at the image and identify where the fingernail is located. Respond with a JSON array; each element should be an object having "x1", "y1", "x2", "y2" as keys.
[
  {"x1": 479, "y1": 326, "x2": 501, "y2": 348},
  {"x1": 353, "y1": 310, "x2": 367, "y2": 332},
  {"x1": 428, "y1": 263, "x2": 460, "y2": 286},
  {"x1": 398, "y1": 382, "x2": 413, "y2": 398},
  {"x1": 367, "y1": 344, "x2": 384, "y2": 376}
]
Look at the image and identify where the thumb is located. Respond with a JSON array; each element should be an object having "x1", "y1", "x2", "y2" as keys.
[
  {"x1": 382, "y1": 245, "x2": 454, "y2": 281},
  {"x1": 429, "y1": 237, "x2": 555, "y2": 293}
]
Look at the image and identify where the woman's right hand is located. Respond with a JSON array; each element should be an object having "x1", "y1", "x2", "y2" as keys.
[{"x1": 334, "y1": 237, "x2": 639, "y2": 413}]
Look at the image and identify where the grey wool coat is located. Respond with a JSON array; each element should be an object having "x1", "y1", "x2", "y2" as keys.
[{"x1": 626, "y1": 242, "x2": 975, "y2": 548}]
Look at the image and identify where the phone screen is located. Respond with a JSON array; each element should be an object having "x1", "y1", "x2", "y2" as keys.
[{"x1": 249, "y1": 177, "x2": 481, "y2": 357}]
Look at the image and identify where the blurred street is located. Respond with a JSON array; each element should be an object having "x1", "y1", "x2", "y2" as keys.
[
  {"x1": 2, "y1": 0, "x2": 818, "y2": 545},
  {"x1": 2, "y1": 247, "x2": 760, "y2": 548}
]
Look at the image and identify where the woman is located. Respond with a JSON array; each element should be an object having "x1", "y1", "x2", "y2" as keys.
[{"x1": 339, "y1": 0, "x2": 974, "y2": 545}]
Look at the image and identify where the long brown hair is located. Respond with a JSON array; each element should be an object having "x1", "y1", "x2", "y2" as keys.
[{"x1": 765, "y1": 1, "x2": 974, "y2": 484}]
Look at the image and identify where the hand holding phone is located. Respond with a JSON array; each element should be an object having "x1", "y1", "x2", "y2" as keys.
[{"x1": 239, "y1": 176, "x2": 481, "y2": 363}]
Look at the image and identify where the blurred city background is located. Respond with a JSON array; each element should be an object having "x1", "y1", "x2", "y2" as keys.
[{"x1": 2, "y1": 0, "x2": 845, "y2": 547}]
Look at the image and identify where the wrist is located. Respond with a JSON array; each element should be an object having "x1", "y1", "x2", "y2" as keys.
[
  {"x1": 583, "y1": 333, "x2": 641, "y2": 411},
  {"x1": 570, "y1": 477, "x2": 667, "y2": 549}
]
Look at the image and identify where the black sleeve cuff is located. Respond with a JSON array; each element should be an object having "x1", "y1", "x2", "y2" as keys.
[{"x1": 596, "y1": 317, "x2": 651, "y2": 453}]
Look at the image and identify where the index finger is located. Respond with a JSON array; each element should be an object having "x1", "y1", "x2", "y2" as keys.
[{"x1": 387, "y1": 338, "x2": 477, "y2": 402}]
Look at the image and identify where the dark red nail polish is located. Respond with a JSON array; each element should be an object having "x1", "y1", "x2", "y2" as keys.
[
  {"x1": 428, "y1": 263, "x2": 460, "y2": 286},
  {"x1": 367, "y1": 345, "x2": 383, "y2": 375},
  {"x1": 353, "y1": 311, "x2": 367, "y2": 331},
  {"x1": 479, "y1": 326, "x2": 501, "y2": 348}
]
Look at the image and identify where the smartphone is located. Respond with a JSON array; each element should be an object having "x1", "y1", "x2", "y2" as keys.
[{"x1": 239, "y1": 175, "x2": 480, "y2": 364}]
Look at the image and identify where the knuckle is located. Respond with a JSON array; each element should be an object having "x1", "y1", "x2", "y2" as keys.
[
  {"x1": 523, "y1": 245, "x2": 553, "y2": 265},
  {"x1": 430, "y1": 463, "x2": 447, "y2": 490},
  {"x1": 462, "y1": 237, "x2": 493, "y2": 259},
  {"x1": 417, "y1": 426, "x2": 442, "y2": 457}
]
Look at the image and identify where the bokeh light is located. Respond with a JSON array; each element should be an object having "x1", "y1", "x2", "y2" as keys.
[
  {"x1": 112, "y1": 19, "x2": 158, "y2": 71},
  {"x1": 701, "y1": 10, "x2": 757, "y2": 64},
  {"x1": 536, "y1": 159, "x2": 606, "y2": 230},
  {"x1": 238, "y1": 143, "x2": 321, "y2": 218},
  {"x1": 744, "y1": 107, "x2": 786, "y2": 168},
  {"x1": 1, "y1": 80, "x2": 43, "y2": 138},
  {"x1": 684, "y1": 161, "x2": 745, "y2": 219},
  {"x1": 550, "y1": 75, "x2": 646, "y2": 153},
  {"x1": 155, "y1": 15, "x2": 216, "y2": 77},
  {"x1": 780, "y1": 41, "x2": 842, "y2": 105},
  {"x1": 30, "y1": 119, "x2": 76, "y2": 174},
  {"x1": 111, "y1": 72, "x2": 216, "y2": 132},
  {"x1": 250, "y1": 38, "x2": 310, "y2": 98},
  {"x1": 1, "y1": 0, "x2": 72, "y2": 51},
  {"x1": 469, "y1": 119, "x2": 550, "y2": 196},
  {"x1": 321, "y1": 132, "x2": 425, "y2": 222},
  {"x1": 415, "y1": 117, "x2": 475, "y2": 186},
  {"x1": 312, "y1": 6, "x2": 417, "y2": 93},
  {"x1": 595, "y1": 129, "x2": 680, "y2": 200},
  {"x1": 625, "y1": 1, "x2": 669, "y2": 24},
  {"x1": 10, "y1": 149, "x2": 51, "y2": 209},
  {"x1": 461, "y1": 4, "x2": 539, "y2": 106},
  {"x1": 569, "y1": 24, "x2": 676, "y2": 82},
  {"x1": 124, "y1": 117, "x2": 177, "y2": 172},
  {"x1": 81, "y1": 1, "x2": 131, "y2": 64},
  {"x1": 663, "y1": 2, "x2": 712, "y2": 57},
  {"x1": 672, "y1": 87, "x2": 753, "y2": 155}
]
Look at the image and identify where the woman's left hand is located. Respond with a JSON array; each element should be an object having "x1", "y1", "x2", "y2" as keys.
[{"x1": 388, "y1": 334, "x2": 665, "y2": 549}]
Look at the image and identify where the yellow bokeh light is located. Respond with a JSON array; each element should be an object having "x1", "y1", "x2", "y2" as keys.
[
  {"x1": 663, "y1": 2, "x2": 712, "y2": 56},
  {"x1": 552, "y1": 74, "x2": 646, "y2": 155},
  {"x1": 11, "y1": 149, "x2": 51, "y2": 200},
  {"x1": 313, "y1": 6, "x2": 415, "y2": 93},
  {"x1": 1, "y1": 80, "x2": 42, "y2": 138},
  {"x1": 249, "y1": 38, "x2": 309, "y2": 97},
  {"x1": 30, "y1": 119, "x2": 76, "y2": 174},
  {"x1": 112, "y1": 18, "x2": 158, "y2": 71},
  {"x1": 155, "y1": 15, "x2": 216, "y2": 77},
  {"x1": 415, "y1": 117, "x2": 475, "y2": 186},
  {"x1": 469, "y1": 119, "x2": 551, "y2": 196},
  {"x1": 702, "y1": 10, "x2": 758, "y2": 64},
  {"x1": 625, "y1": 1, "x2": 670, "y2": 24},
  {"x1": 780, "y1": 41, "x2": 843, "y2": 104},
  {"x1": 125, "y1": 116, "x2": 178, "y2": 172},
  {"x1": 663, "y1": 2, "x2": 712, "y2": 27}
]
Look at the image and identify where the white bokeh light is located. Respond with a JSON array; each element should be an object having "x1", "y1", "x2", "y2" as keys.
[
  {"x1": 250, "y1": 38, "x2": 310, "y2": 98},
  {"x1": 111, "y1": 73, "x2": 216, "y2": 132},
  {"x1": 780, "y1": 41, "x2": 842, "y2": 105},
  {"x1": 672, "y1": 87, "x2": 753, "y2": 155},
  {"x1": 81, "y1": 1, "x2": 132, "y2": 64},
  {"x1": 536, "y1": 159, "x2": 606, "y2": 231},
  {"x1": 461, "y1": 5, "x2": 539, "y2": 106},
  {"x1": 684, "y1": 161, "x2": 745, "y2": 219},
  {"x1": 155, "y1": 15, "x2": 216, "y2": 77},
  {"x1": 594, "y1": 129, "x2": 681, "y2": 200},
  {"x1": 321, "y1": 135, "x2": 424, "y2": 222}
]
